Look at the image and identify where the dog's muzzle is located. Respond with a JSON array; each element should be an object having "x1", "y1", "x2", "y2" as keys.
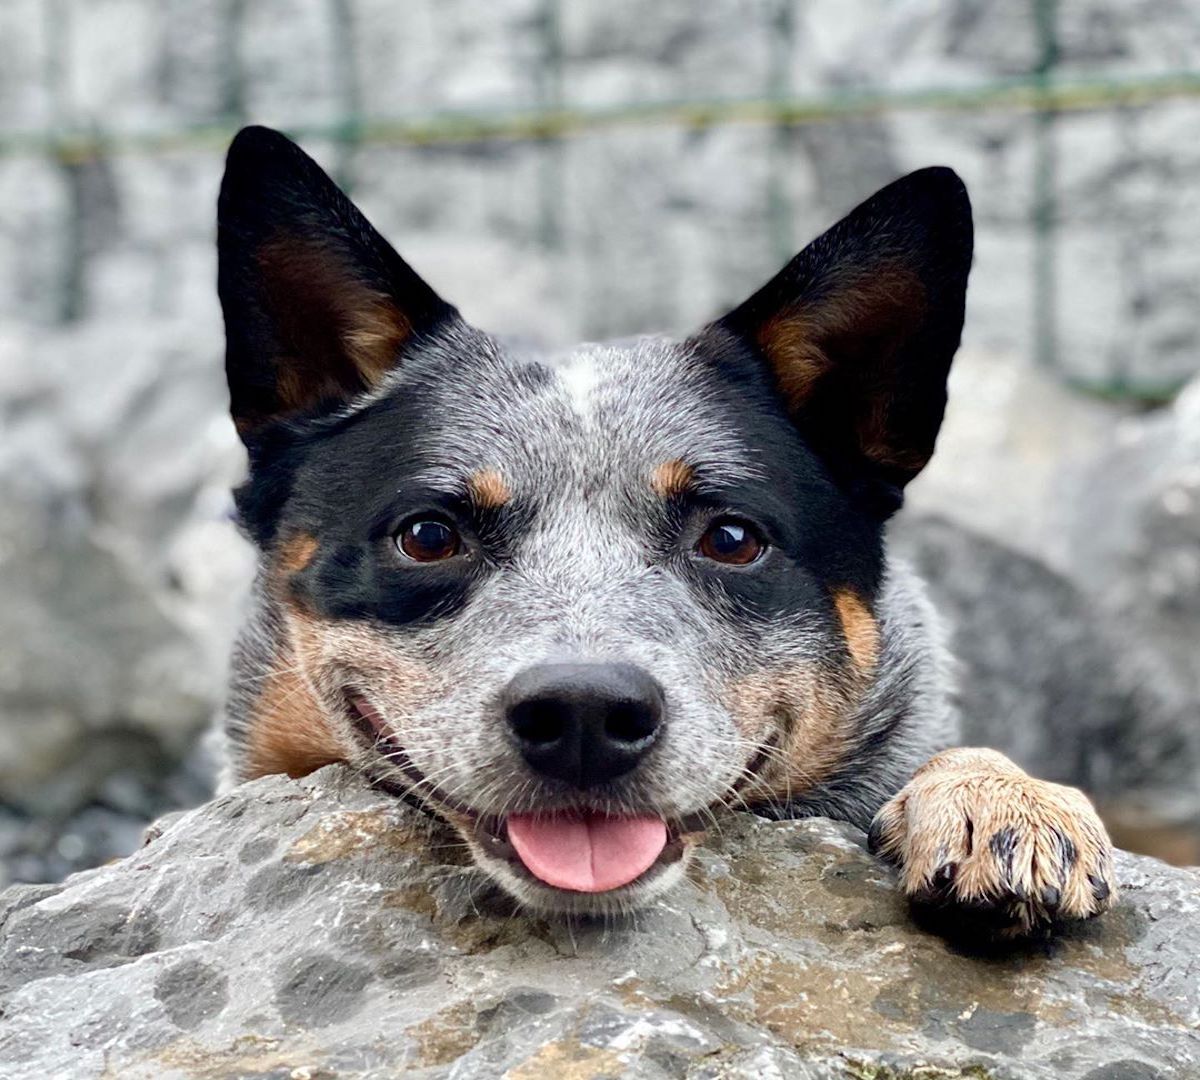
[{"x1": 498, "y1": 661, "x2": 668, "y2": 893}]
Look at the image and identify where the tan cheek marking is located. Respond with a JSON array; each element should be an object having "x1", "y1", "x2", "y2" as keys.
[
  {"x1": 469, "y1": 468, "x2": 512, "y2": 509},
  {"x1": 833, "y1": 588, "x2": 880, "y2": 671},
  {"x1": 243, "y1": 605, "x2": 443, "y2": 781},
  {"x1": 242, "y1": 598, "x2": 349, "y2": 781},
  {"x1": 725, "y1": 666, "x2": 852, "y2": 801},
  {"x1": 244, "y1": 664, "x2": 345, "y2": 780},
  {"x1": 649, "y1": 458, "x2": 695, "y2": 499}
]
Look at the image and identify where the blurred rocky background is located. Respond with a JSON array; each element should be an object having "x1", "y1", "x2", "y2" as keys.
[{"x1": 1, "y1": 0, "x2": 1198, "y2": 885}]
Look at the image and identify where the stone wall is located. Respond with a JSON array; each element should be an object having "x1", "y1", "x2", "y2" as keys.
[{"x1": 4, "y1": 1, "x2": 1200, "y2": 381}]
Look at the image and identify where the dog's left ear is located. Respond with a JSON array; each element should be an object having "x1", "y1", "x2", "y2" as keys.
[
  {"x1": 218, "y1": 126, "x2": 457, "y2": 439},
  {"x1": 706, "y1": 167, "x2": 972, "y2": 505}
]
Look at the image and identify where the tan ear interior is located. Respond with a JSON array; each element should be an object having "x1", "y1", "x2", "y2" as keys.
[
  {"x1": 257, "y1": 235, "x2": 412, "y2": 414},
  {"x1": 753, "y1": 263, "x2": 928, "y2": 472},
  {"x1": 755, "y1": 312, "x2": 836, "y2": 411}
]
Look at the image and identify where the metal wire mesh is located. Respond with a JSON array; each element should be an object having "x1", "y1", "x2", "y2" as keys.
[{"x1": 8, "y1": 0, "x2": 1200, "y2": 399}]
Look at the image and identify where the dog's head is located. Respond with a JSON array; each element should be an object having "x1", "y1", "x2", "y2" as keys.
[{"x1": 218, "y1": 126, "x2": 971, "y2": 914}]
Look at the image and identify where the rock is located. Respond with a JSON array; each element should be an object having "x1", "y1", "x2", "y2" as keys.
[
  {"x1": 0, "y1": 736, "x2": 217, "y2": 889},
  {"x1": 906, "y1": 348, "x2": 1137, "y2": 563},
  {"x1": 0, "y1": 320, "x2": 249, "y2": 881},
  {"x1": 1, "y1": 765, "x2": 1197, "y2": 1079},
  {"x1": 1058, "y1": 376, "x2": 1200, "y2": 720},
  {"x1": 1050, "y1": 375, "x2": 1200, "y2": 860},
  {"x1": 0, "y1": 321, "x2": 252, "y2": 753},
  {"x1": 0, "y1": 478, "x2": 210, "y2": 812}
]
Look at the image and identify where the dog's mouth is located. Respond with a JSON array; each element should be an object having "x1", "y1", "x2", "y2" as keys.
[{"x1": 343, "y1": 690, "x2": 701, "y2": 898}]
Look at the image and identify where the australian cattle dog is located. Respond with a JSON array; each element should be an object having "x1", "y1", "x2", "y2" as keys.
[{"x1": 216, "y1": 126, "x2": 1115, "y2": 935}]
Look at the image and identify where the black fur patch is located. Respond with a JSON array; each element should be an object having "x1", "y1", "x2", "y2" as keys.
[{"x1": 219, "y1": 125, "x2": 456, "y2": 436}]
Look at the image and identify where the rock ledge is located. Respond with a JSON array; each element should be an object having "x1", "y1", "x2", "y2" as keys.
[{"x1": 1, "y1": 766, "x2": 1197, "y2": 1079}]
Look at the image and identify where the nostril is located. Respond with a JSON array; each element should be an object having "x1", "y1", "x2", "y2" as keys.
[
  {"x1": 509, "y1": 700, "x2": 566, "y2": 746},
  {"x1": 605, "y1": 702, "x2": 658, "y2": 745}
]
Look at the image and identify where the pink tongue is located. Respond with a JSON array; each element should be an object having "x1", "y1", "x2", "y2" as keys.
[{"x1": 506, "y1": 813, "x2": 668, "y2": 893}]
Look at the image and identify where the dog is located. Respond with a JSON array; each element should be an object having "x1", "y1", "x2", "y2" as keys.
[{"x1": 216, "y1": 125, "x2": 1115, "y2": 935}]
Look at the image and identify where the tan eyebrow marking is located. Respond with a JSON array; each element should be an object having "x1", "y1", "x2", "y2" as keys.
[
  {"x1": 832, "y1": 588, "x2": 880, "y2": 671},
  {"x1": 468, "y1": 468, "x2": 512, "y2": 509},
  {"x1": 650, "y1": 458, "x2": 695, "y2": 499}
]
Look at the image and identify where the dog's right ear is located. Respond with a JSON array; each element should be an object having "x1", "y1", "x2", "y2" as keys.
[
  {"x1": 702, "y1": 167, "x2": 972, "y2": 514},
  {"x1": 218, "y1": 126, "x2": 456, "y2": 440}
]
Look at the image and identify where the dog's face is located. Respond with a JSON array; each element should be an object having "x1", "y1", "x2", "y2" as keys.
[{"x1": 218, "y1": 128, "x2": 971, "y2": 914}]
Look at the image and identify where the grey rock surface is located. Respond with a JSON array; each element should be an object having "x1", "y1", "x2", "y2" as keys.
[
  {"x1": 0, "y1": 321, "x2": 249, "y2": 884},
  {"x1": 1060, "y1": 377, "x2": 1200, "y2": 722},
  {"x1": 1, "y1": 765, "x2": 1197, "y2": 1079},
  {"x1": 906, "y1": 348, "x2": 1138, "y2": 563}
]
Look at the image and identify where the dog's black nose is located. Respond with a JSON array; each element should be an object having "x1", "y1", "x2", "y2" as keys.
[{"x1": 503, "y1": 662, "x2": 664, "y2": 788}]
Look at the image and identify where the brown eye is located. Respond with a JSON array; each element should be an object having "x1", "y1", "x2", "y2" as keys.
[
  {"x1": 697, "y1": 518, "x2": 765, "y2": 565},
  {"x1": 396, "y1": 518, "x2": 460, "y2": 562}
]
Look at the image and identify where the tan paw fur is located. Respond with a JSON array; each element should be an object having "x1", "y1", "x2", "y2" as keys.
[{"x1": 868, "y1": 748, "x2": 1117, "y2": 935}]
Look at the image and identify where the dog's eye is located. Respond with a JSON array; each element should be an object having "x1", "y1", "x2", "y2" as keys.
[
  {"x1": 396, "y1": 518, "x2": 460, "y2": 562},
  {"x1": 697, "y1": 518, "x2": 765, "y2": 565}
]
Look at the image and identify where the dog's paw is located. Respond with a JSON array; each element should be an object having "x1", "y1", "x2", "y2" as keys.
[{"x1": 868, "y1": 748, "x2": 1116, "y2": 937}]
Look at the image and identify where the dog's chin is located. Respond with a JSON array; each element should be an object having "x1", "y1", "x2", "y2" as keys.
[{"x1": 341, "y1": 687, "x2": 705, "y2": 916}]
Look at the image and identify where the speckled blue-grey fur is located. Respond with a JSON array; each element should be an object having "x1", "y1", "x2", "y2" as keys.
[
  {"x1": 217, "y1": 129, "x2": 973, "y2": 916},
  {"x1": 224, "y1": 323, "x2": 958, "y2": 913}
]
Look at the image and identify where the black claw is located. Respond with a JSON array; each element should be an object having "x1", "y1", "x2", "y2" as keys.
[
  {"x1": 907, "y1": 893, "x2": 1040, "y2": 947},
  {"x1": 1089, "y1": 874, "x2": 1111, "y2": 902},
  {"x1": 866, "y1": 816, "x2": 888, "y2": 858},
  {"x1": 1040, "y1": 885, "x2": 1061, "y2": 909},
  {"x1": 1051, "y1": 827, "x2": 1079, "y2": 869},
  {"x1": 933, "y1": 862, "x2": 958, "y2": 889},
  {"x1": 989, "y1": 827, "x2": 1019, "y2": 888}
]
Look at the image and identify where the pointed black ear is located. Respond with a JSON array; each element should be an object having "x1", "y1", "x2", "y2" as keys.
[
  {"x1": 710, "y1": 167, "x2": 972, "y2": 498},
  {"x1": 218, "y1": 126, "x2": 456, "y2": 439}
]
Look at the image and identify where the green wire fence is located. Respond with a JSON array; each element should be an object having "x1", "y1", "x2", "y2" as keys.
[{"x1": 11, "y1": 0, "x2": 1200, "y2": 401}]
